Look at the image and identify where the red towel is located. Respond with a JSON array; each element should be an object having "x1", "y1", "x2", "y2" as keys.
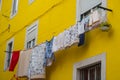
[{"x1": 9, "y1": 51, "x2": 20, "y2": 71}]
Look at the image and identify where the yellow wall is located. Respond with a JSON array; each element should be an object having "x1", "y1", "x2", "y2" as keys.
[{"x1": 0, "y1": 0, "x2": 120, "y2": 80}]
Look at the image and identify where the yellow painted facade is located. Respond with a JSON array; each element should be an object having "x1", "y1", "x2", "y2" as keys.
[{"x1": 0, "y1": 0, "x2": 120, "y2": 80}]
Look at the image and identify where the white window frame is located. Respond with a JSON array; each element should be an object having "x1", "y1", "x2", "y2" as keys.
[
  {"x1": 0, "y1": 0, "x2": 2, "y2": 11},
  {"x1": 76, "y1": 0, "x2": 107, "y2": 22},
  {"x1": 25, "y1": 20, "x2": 39, "y2": 49},
  {"x1": 73, "y1": 53, "x2": 106, "y2": 80},
  {"x1": 10, "y1": 0, "x2": 19, "y2": 18},
  {"x1": 4, "y1": 38, "x2": 14, "y2": 71}
]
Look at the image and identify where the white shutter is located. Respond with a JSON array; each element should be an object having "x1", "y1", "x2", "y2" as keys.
[
  {"x1": 80, "y1": 0, "x2": 102, "y2": 14},
  {"x1": 26, "y1": 20, "x2": 38, "y2": 48},
  {"x1": 27, "y1": 25, "x2": 37, "y2": 42}
]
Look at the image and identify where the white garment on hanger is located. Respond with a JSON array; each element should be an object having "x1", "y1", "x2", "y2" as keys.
[
  {"x1": 78, "y1": 19, "x2": 85, "y2": 34},
  {"x1": 89, "y1": 9, "x2": 100, "y2": 26},
  {"x1": 92, "y1": 10, "x2": 100, "y2": 23},
  {"x1": 89, "y1": 13, "x2": 93, "y2": 26}
]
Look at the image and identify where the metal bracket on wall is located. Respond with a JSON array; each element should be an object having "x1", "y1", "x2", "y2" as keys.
[{"x1": 98, "y1": 6, "x2": 113, "y2": 12}]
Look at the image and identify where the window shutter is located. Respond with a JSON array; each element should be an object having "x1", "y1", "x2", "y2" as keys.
[
  {"x1": 27, "y1": 25, "x2": 37, "y2": 42},
  {"x1": 25, "y1": 20, "x2": 38, "y2": 49},
  {"x1": 80, "y1": 0, "x2": 102, "y2": 15}
]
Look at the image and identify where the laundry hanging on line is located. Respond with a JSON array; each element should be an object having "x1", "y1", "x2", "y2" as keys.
[
  {"x1": 9, "y1": 51, "x2": 20, "y2": 71},
  {"x1": 17, "y1": 49, "x2": 32, "y2": 77},
  {"x1": 28, "y1": 43, "x2": 46, "y2": 79},
  {"x1": 44, "y1": 38, "x2": 55, "y2": 67}
]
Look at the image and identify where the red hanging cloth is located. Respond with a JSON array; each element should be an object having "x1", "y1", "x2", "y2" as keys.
[{"x1": 9, "y1": 51, "x2": 20, "y2": 71}]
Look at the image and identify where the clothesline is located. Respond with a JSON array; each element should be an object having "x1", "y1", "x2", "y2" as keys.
[{"x1": 5, "y1": 9, "x2": 106, "y2": 80}]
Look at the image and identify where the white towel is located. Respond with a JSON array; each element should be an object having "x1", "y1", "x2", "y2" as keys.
[{"x1": 17, "y1": 49, "x2": 32, "y2": 77}]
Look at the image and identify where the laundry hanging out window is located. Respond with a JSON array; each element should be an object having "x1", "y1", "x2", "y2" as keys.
[{"x1": 76, "y1": 0, "x2": 106, "y2": 21}]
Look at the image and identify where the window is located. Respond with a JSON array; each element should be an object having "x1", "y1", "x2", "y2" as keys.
[
  {"x1": 4, "y1": 38, "x2": 14, "y2": 71},
  {"x1": 10, "y1": 0, "x2": 18, "y2": 18},
  {"x1": 73, "y1": 53, "x2": 106, "y2": 80},
  {"x1": 76, "y1": 0, "x2": 106, "y2": 21},
  {"x1": 79, "y1": 63, "x2": 101, "y2": 80},
  {"x1": 0, "y1": 0, "x2": 2, "y2": 11},
  {"x1": 25, "y1": 20, "x2": 39, "y2": 49},
  {"x1": 29, "y1": 0, "x2": 34, "y2": 4}
]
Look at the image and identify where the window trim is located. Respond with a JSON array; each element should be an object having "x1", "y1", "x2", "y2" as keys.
[
  {"x1": 4, "y1": 38, "x2": 14, "y2": 71},
  {"x1": 73, "y1": 53, "x2": 106, "y2": 80},
  {"x1": 25, "y1": 20, "x2": 39, "y2": 49},
  {"x1": 10, "y1": 0, "x2": 19, "y2": 19},
  {"x1": 0, "y1": 0, "x2": 2, "y2": 11}
]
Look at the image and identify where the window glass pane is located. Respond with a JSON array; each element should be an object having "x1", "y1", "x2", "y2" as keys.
[
  {"x1": 32, "y1": 38, "x2": 35, "y2": 47},
  {"x1": 7, "y1": 42, "x2": 13, "y2": 67},
  {"x1": 79, "y1": 63, "x2": 101, "y2": 80},
  {"x1": 27, "y1": 38, "x2": 35, "y2": 49},
  {"x1": 89, "y1": 68, "x2": 95, "y2": 80},
  {"x1": 96, "y1": 64, "x2": 101, "y2": 80},
  {"x1": 80, "y1": 69, "x2": 88, "y2": 80}
]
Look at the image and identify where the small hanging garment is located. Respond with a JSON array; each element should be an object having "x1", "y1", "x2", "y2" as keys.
[
  {"x1": 58, "y1": 32, "x2": 65, "y2": 50},
  {"x1": 70, "y1": 25, "x2": 79, "y2": 46},
  {"x1": 29, "y1": 43, "x2": 46, "y2": 79},
  {"x1": 84, "y1": 16, "x2": 90, "y2": 31},
  {"x1": 44, "y1": 38, "x2": 55, "y2": 67},
  {"x1": 92, "y1": 10, "x2": 100, "y2": 24},
  {"x1": 17, "y1": 49, "x2": 32, "y2": 77},
  {"x1": 78, "y1": 33, "x2": 85, "y2": 46},
  {"x1": 52, "y1": 37, "x2": 58, "y2": 52},
  {"x1": 9, "y1": 51, "x2": 20, "y2": 71},
  {"x1": 63, "y1": 28, "x2": 71, "y2": 48},
  {"x1": 89, "y1": 10, "x2": 100, "y2": 26},
  {"x1": 78, "y1": 19, "x2": 85, "y2": 34}
]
